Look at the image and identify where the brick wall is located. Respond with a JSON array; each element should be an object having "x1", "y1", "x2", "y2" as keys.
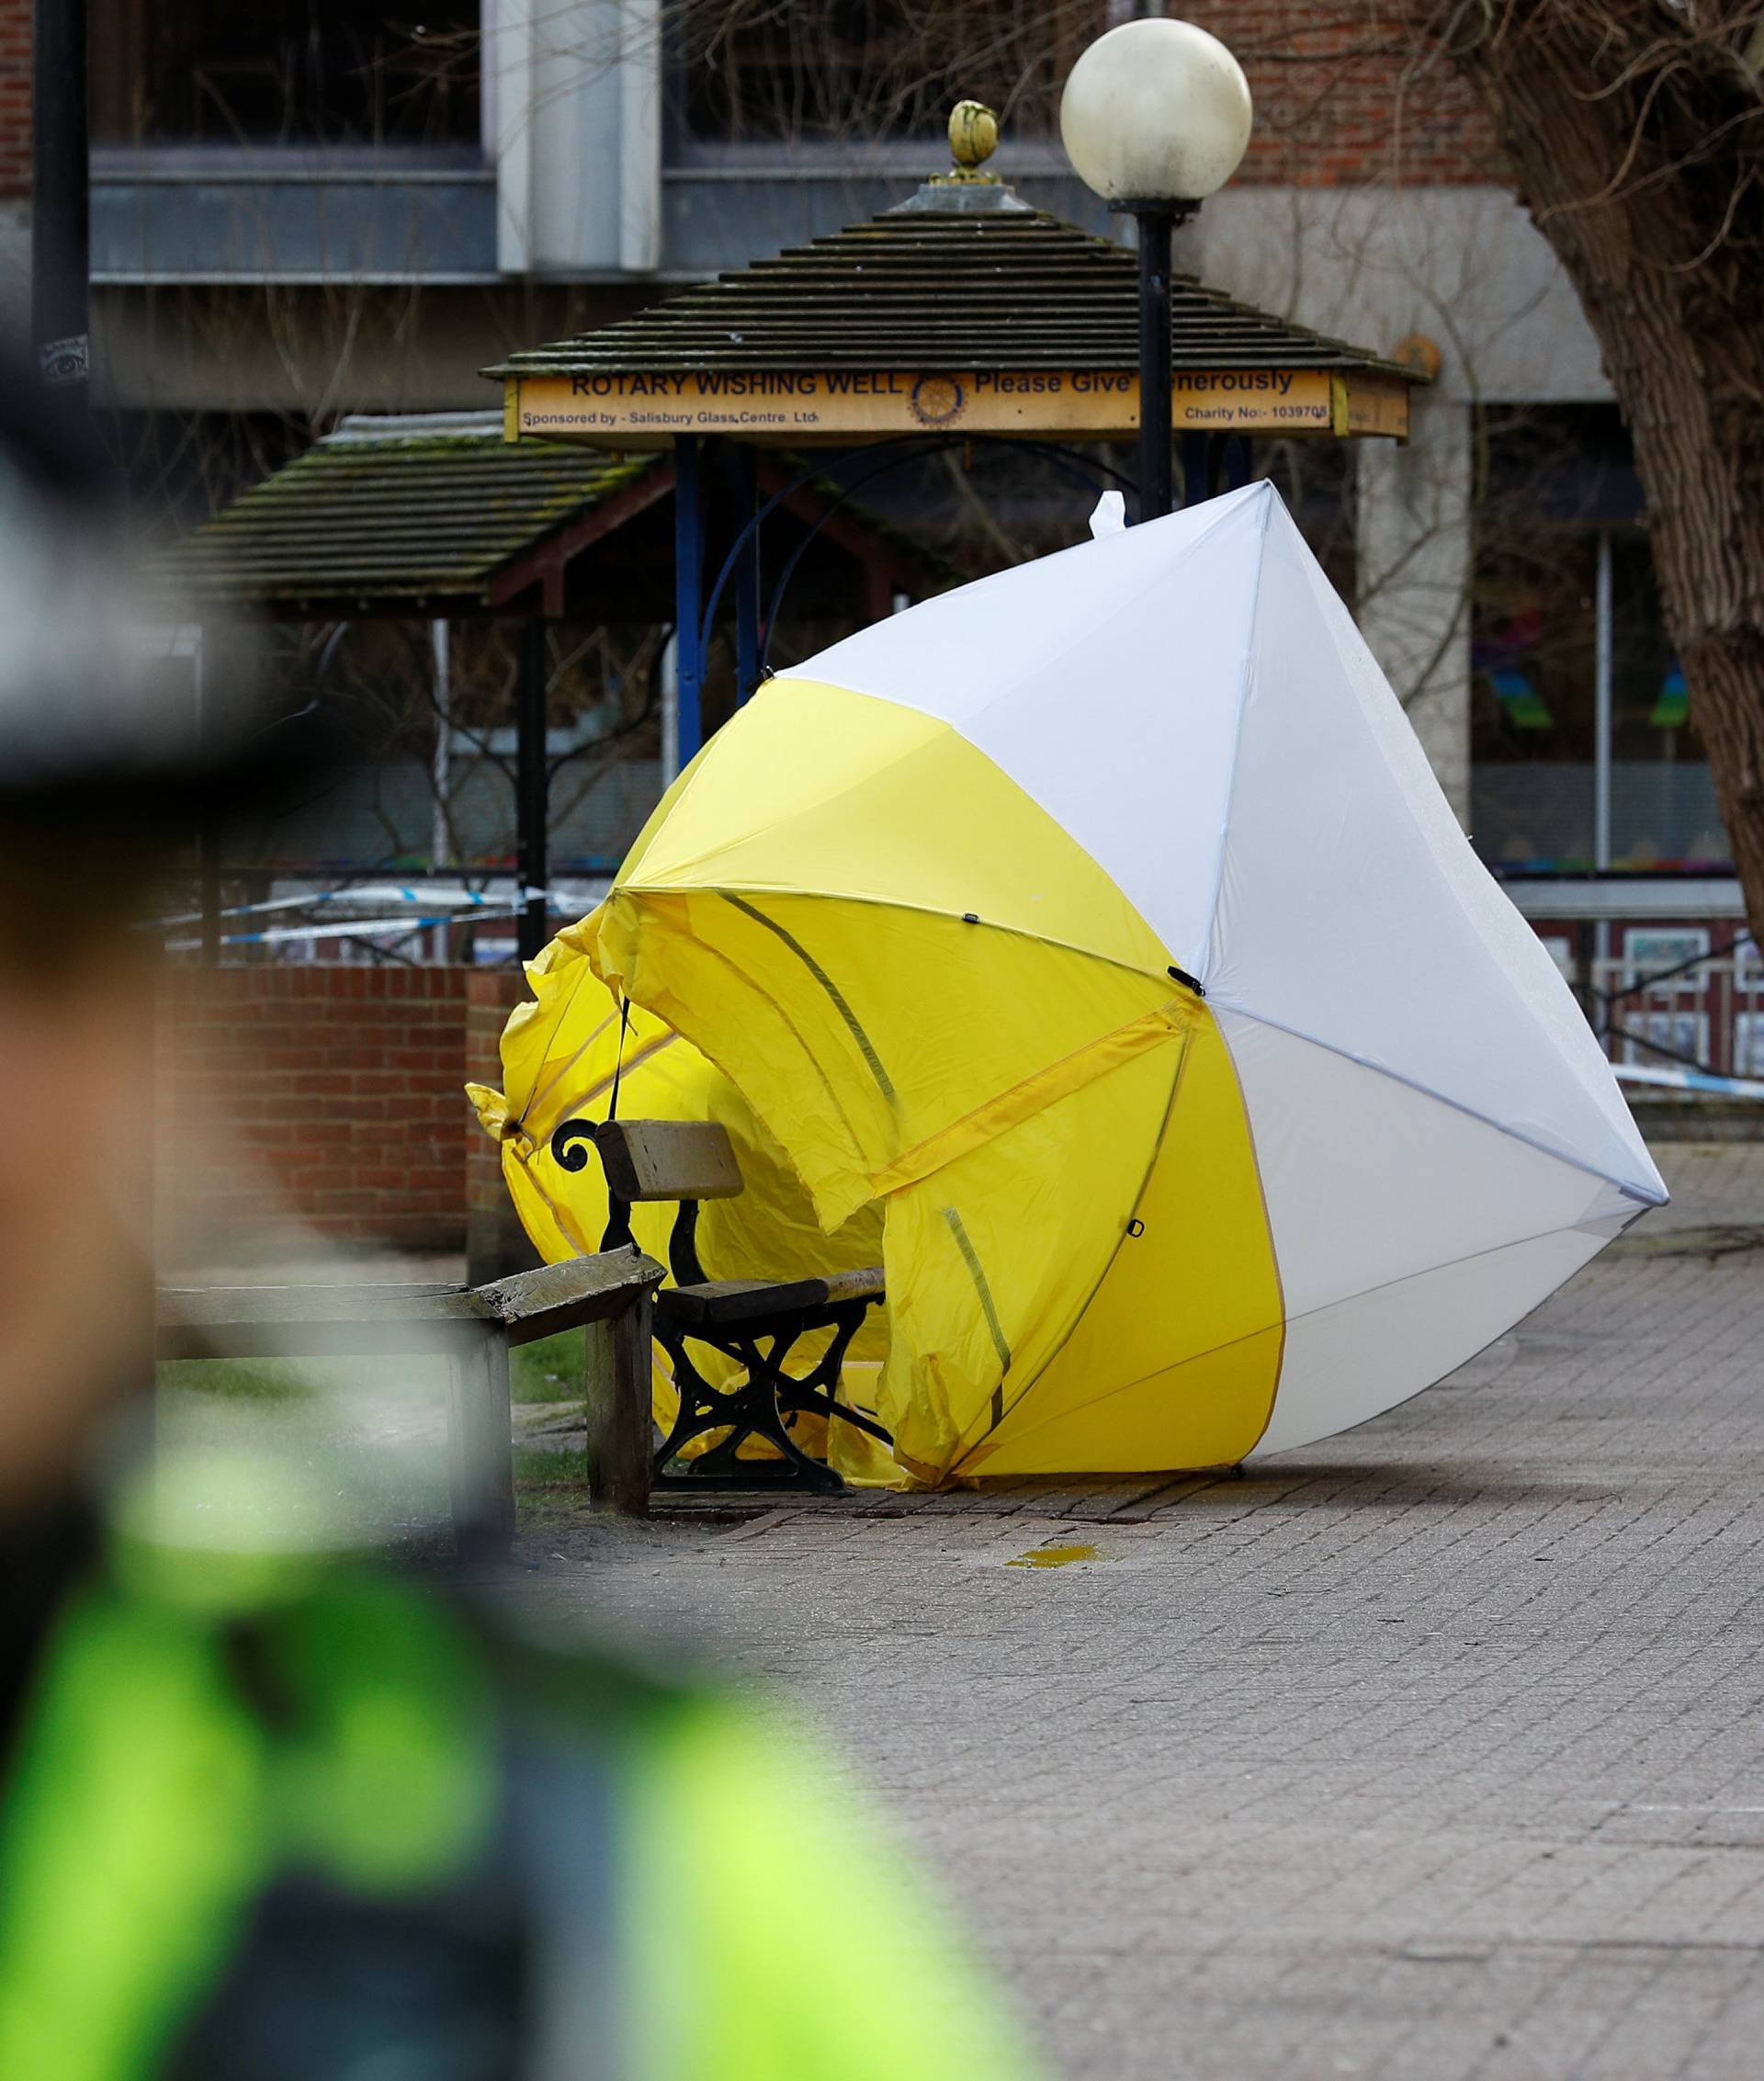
[
  {"x1": 0, "y1": 0, "x2": 27, "y2": 199},
  {"x1": 1175, "y1": 3, "x2": 1497, "y2": 187},
  {"x1": 157, "y1": 965, "x2": 477, "y2": 1262},
  {"x1": 0, "y1": 5, "x2": 1494, "y2": 208}
]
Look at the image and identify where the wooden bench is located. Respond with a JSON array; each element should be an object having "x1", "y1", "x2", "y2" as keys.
[
  {"x1": 560, "y1": 1117, "x2": 890, "y2": 1493},
  {"x1": 157, "y1": 1248, "x2": 665, "y2": 1552}
]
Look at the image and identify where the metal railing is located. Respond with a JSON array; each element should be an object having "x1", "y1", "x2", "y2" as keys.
[{"x1": 1562, "y1": 935, "x2": 1764, "y2": 1086}]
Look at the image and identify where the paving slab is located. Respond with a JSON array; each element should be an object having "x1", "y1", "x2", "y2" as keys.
[{"x1": 504, "y1": 1142, "x2": 1764, "y2": 2078}]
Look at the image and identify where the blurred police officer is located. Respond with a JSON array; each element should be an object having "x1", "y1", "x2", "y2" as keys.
[{"x1": 0, "y1": 374, "x2": 1035, "y2": 2081}]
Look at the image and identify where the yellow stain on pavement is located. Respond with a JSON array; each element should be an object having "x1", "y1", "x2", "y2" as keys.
[{"x1": 1005, "y1": 1543, "x2": 1102, "y2": 1570}]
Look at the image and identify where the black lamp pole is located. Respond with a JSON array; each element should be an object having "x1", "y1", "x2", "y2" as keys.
[{"x1": 1115, "y1": 198, "x2": 1193, "y2": 523}]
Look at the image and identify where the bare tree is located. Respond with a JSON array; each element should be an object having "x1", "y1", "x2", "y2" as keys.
[{"x1": 1404, "y1": 1, "x2": 1764, "y2": 933}]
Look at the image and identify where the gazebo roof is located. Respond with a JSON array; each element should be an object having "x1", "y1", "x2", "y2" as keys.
[
  {"x1": 154, "y1": 411, "x2": 944, "y2": 623},
  {"x1": 490, "y1": 208, "x2": 1408, "y2": 379},
  {"x1": 489, "y1": 196, "x2": 1420, "y2": 448},
  {"x1": 157, "y1": 413, "x2": 668, "y2": 617}
]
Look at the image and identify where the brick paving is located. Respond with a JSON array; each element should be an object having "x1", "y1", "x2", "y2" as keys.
[{"x1": 512, "y1": 1142, "x2": 1764, "y2": 2078}]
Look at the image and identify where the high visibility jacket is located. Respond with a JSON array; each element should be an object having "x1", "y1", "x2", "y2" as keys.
[{"x1": 0, "y1": 1481, "x2": 1034, "y2": 2081}]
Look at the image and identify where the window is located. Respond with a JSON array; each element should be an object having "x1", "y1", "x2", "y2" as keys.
[
  {"x1": 93, "y1": 4, "x2": 481, "y2": 150},
  {"x1": 1468, "y1": 407, "x2": 1729, "y2": 875},
  {"x1": 662, "y1": 0, "x2": 1102, "y2": 152},
  {"x1": 1470, "y1": 524, "x2": 1600, "y2": 869}
]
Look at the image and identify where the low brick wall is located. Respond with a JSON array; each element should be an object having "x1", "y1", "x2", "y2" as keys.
[
  {"x1": 465, "y1": 968, "x2": 538, "y2": 1282},
  {"x1": 157, "y1": 965, "x2": 476, "y2": 1261}
]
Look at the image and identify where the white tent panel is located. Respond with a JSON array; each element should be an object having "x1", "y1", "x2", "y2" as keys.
[
  {"x1": 1250, "y1": 1227, "x2": 1606, "y2": 1457},
  {"x1": 1205, "y1": 490, "x2": 1663, "y2": 1205},
  {"x1": 797, "y1": 486, "x2": 1267, "y2": 978},
  {"x1": 1217, "y1": 1007, "x2": 1634, "y2": 1323},
  {"x1": 794, "y1": 477, "x2": 1661, "y2": 1466}
]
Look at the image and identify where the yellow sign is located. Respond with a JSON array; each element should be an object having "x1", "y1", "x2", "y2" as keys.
[
  {"x1": 1343, "y1": 371, "x2": 1411, "y2": 440},
  {"x1": 511, "y1": 367, "x2": 1409, "y2": 446}
]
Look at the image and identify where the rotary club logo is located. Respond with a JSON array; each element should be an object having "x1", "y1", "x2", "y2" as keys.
[{"x1": 910, "y1": 375, "x2": 967, "y2": 427}]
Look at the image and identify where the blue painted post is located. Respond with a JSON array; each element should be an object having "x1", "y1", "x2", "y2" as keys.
[
  {"x1": 1179, "y1": 432, "x2": 1211, "y2": 508},
  {"x1": 1223, "y1": 435, "x2": 1251, "y2": 492},
  {"x1": 731, "y1": 445, "x2": 761, "y2": 704},
  {"x1": 673, "y1": 433, "x2": 706, "y2": 768}
]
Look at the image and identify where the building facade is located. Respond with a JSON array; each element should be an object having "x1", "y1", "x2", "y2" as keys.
[{"x1": 0, "y1": 2, "x2": 1742, "y2": 1074}]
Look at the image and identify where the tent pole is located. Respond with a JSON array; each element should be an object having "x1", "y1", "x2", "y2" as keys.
[
  {"x1": 673, "y1": 434, "x2": 706, "y2": 768},
  {"x1": 516, "y1": 617, "x2": 548, "y2": 963}
]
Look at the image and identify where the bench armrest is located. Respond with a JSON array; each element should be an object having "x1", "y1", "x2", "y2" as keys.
[
  {"x1": 156, "y1": 1247, "x2": 666, "y2": 1360},
  {"x1": 475, "y1": 1246, "x2": 667, "y2": 1346}
]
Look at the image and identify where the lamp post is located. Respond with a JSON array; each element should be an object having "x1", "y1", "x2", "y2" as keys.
[{"x1": 1059, "y1": 18, "x2": 1252, "y2": 521}]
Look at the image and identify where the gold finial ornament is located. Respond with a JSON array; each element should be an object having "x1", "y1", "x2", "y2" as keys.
[{"x1": 946, "y1": 100, "x2": 1000, "y2": 179}]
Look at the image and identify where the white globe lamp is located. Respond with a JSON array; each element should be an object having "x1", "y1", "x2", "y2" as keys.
[
  {"x1": 1059, "y1": 19, "x2": 1252, "y2": 519},
  {"x1": 1060, "y1": 17, "x2": 1252, "y2": 206}
]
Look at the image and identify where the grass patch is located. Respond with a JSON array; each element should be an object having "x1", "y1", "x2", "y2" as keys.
[
  {"x1": 155, "y1": 1355, "x2": 451, "y2": 1408},
  {"x1": 155, "y1": 1357, "x2": 319, "y2": 1405},
  {"x1": 510, "y1": 1329, "x2": 590, "y2": 1405},
  {"x1": 154, "y1": 1337, "x2": 588, "y2": 1409},
  {"x1": 514, "y1": 1444, "x2": 585, "y2": 1487},
  {"x1": 156, "y1": 1346, "x2": 598, "y2": 1510}
]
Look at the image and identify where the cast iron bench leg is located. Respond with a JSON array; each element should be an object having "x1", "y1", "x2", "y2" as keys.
[{"x1": 651, "y1": 1300, "x2": 887, "y2": 1493}]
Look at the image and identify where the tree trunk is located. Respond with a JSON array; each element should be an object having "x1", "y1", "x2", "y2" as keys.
[{"x1": 1422, "y1": 5, "x2": 1764, "y2": 940}]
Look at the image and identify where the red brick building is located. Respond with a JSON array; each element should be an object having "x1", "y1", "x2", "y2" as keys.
[{"x1": 0, "y1": 0, "x2": 26, "y2": 199}]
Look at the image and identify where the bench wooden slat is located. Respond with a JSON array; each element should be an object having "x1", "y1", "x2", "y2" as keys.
[
  {"x1": 472, "y1": 1248, "x2": 667, "y2": 1344},
  {"x1": 596, "y1": 1119, "x2": 744, "y2": 1203},
  {"x1": 820, "y1": 1266, "x2": 887, "y2": 1305},
  {"x1": 155, "y1": 1248, "x2": 669, "y2": 1544},
  {"x1": 155, "y1": 1249, "x2": 664, "y2": 1361},
  {"x1": 658, "y1": 1264, "x2": 884, "y2": 1331}
]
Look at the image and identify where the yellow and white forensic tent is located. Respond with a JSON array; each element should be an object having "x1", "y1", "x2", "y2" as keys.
[{"x1": 476, "y1": 479, "x2": 1666, "y2": 1487}]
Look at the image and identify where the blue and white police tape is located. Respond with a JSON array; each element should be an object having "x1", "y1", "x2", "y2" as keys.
[
  {"x1": 1613, "y1": 1062, "x2": 1764, "y2": 1102},
  {"x1": 153, "y1": 884, "x2": 548, "y2": 931},
  {"x1": 164, "y1": 907, "x2": 527, "y2": 953}
]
